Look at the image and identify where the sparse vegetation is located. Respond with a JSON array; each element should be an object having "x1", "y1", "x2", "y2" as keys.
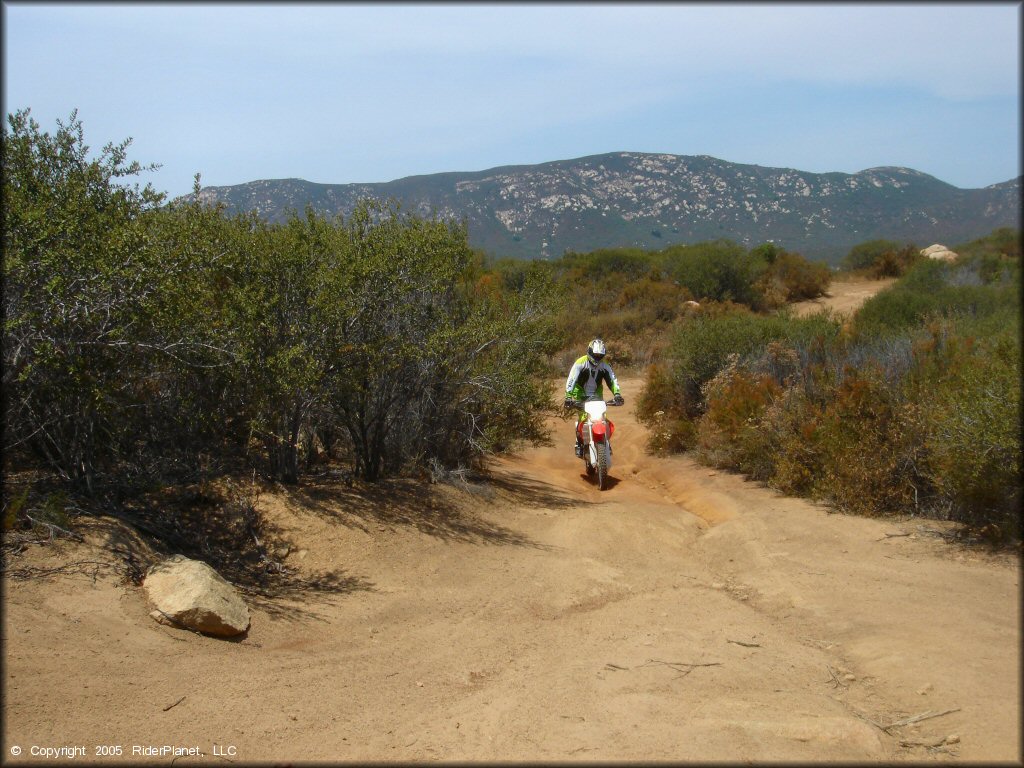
[
  {"x1": 3, "y1": 110, "x2": 560, "y2": 558},
  {"x1": 841, "y1": 238, "x2": 919, "y2": 276},
  {"x1": 530, "y1": 239, "x2": 830, "y2": 370},
  {"x1": 639, "y1": 238, "x2": 1021, "y2": 539}
]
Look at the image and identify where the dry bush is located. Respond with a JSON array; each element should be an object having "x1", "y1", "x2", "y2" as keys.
[
  {"x1": 636, "y1": 364, "x2": 698, "y2": 453},
  {"x1": 808, "y1": 368, "x2": 925, "y2": 517},
  {"x1": 696, "y1": 366, "x2": 781, "y2": 479}
]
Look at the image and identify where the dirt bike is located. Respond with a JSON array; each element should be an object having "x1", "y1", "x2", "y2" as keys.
[{"x1": 568, "y1": 397, "x2": 623, "y2": 491}]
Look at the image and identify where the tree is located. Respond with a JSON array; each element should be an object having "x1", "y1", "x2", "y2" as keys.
[
  {"x1": 322, "y1": 199, "x2": 560, "y2": 480},
  {"x1": 2, "y1": 109, "x2": 165, "y2": 492}
]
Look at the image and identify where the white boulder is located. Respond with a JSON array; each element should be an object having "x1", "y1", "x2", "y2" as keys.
[
  {"x1": 144, "y1": 555, "x2": 250, "y2": 637},
  {"x1": 921, "y1": 243, "x2": 958, "y2": 262}
]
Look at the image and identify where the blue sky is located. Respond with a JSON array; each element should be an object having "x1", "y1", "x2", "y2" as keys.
[{"x1": 3, "y1": 2, "x2": 1020, "y2": 200}]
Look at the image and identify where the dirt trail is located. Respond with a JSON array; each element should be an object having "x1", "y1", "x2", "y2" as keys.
[
  {"x1": 3, "y1": 278, "x2": 1020, "y2": 764},
  {"x1": 790, "y1": 275, "x2": 898, "y2": 318}
]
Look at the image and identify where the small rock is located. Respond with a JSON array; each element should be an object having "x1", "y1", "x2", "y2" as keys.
[
  {"x1": 946, "y1": 735, "x2": 960, "y2": 744},
  {"x1": 843, "y1": 673, "x2": 857, "y2": 682},
  {"x1": 275, "y1": 546, "x2": 290, "y2": 559},
  {"x1": 296, "y1": 549, "x2": 308, "y2": 560},
  {"x1": 917, "y1": 683, "x2": 933, "y2": 695},
  {"x1": 711, "y1": 582, "x2": 725, "y2": 590}
]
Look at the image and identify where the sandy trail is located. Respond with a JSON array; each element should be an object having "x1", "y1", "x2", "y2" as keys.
[
  {"x1": 790, "y1": 275, "x2": 898, "y2": 318},
  {"x1": 4, "y1": 389, "x2": 1019, "y2": 764},
  {"x1": 3, "y1": 279, "x2": 1019, "y2": 763}
]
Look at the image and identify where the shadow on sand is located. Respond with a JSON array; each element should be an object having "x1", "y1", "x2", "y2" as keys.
[{"x1": 281, "y1": 473, "x2": 564, "y2": 551}]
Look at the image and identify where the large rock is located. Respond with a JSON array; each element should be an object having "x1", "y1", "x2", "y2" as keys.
[
  {"x1": 144, "y1": 555, "x2": 250, "y2": 637},
  {"x1": 921, "y1": 243, "x2": 959, "y2": 262}
]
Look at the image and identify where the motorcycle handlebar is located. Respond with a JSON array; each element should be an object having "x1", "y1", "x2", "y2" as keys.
[{"x1": 565, "y1": 399, "x2": 623, "y2": 410}]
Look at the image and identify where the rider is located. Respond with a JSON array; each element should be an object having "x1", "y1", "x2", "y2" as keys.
[{"x1": 564, "y1": 338, "x2": 624, "y2": 458}]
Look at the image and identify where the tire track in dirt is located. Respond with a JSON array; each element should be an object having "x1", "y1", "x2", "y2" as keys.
[{"x1": 475, "y1": 387, "x2": 1019, "y2": 762}]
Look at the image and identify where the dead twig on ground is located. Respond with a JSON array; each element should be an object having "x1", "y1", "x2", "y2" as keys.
[
  {"x1": 853, "y1": 706, "x2": 960, "y2": 734},
  {"x1": 25, "y1": 515, "x2": 85, "y2": 542},
  {"x1": 727, "y1": 639, "x2": 762, "y2": 648},
  {"x1": 162, "y1": 695, "x2": 186, "y2": 712},
  {"x1": 825, "y1": 665, "x2": 847, "y2": 689},
  {"x1": 2, "y1": 560, "x2": 115, "y2": 580},
  {"x1": 604, "y1": 663, "x2": 629, "y2": 671},
  {"x1": 849, "y1": 708, "x2": 887, "y2": 731},
  {"x1": 880, "y1": 708, "x2": 960, "y2": 731},
  {"x1": 916, "y1": 526, "x2": 960, "y2": 541},
  {"x1": 876, "y1": 532, "x2": 911, "y2": 541},
  {"x1": 900, "y1": 737, "x2": 947, "y2": 748},
  {"x1": 640, "y1": 659, "x2": 722, "y2": 679}
]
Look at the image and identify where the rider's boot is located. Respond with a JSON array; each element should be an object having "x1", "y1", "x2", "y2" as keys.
[{"x1": 575, "y1": 436, "x2": 584, "y2": 458}]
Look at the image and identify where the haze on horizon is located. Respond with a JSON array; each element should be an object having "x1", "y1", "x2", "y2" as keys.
[{"x1": 3, "y1": 2, "x2": 1020, "y2": 200}]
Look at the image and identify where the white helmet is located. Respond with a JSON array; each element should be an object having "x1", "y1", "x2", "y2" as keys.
[{"x1": 587, "y1": 338, "x2": 607, "y2": 365}]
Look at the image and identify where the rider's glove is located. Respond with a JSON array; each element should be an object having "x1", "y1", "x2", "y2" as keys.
[
  {"x1": 563, "y1": 397, "x2": 574, "y2": 409},
  {"x1": 614, "y1": 393, "x2": 625, "y2": 405}
]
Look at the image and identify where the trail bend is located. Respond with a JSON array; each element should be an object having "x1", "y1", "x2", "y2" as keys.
[{"x1": 4, "y1": 378, "x2": 1018, "y2": 763}]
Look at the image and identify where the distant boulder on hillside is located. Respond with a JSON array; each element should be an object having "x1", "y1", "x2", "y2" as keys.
[{"x1": 921, "y1": 243, "x2": 959, "y2": 262}]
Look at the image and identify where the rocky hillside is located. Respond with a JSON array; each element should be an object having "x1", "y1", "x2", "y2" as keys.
[{"x1": 193, "y1": 152, "x2": 1021, "y2": 263}]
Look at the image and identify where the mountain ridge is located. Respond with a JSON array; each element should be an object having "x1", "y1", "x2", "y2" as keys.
[{"x1": 192, "y1": 152, "x2": 1021, "y2": 262}]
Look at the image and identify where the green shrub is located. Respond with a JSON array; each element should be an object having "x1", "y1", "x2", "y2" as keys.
[
  {"x1": 909, "y1": 326, "x2": 1021, "y2": 535},
  {"x1": 636, "y1": 364, "x2": 698, "y2": 453},
  {"x1": 661, "y1": 240, "x2": 766, "y2": 307},
  {"x1": 640, "y1": 227, "x2": 1021, "y2": 538},
  {"x1": 954, "y1": 227, "x2": 1021, "y2": 262},
  {"x1": 3, "y1": 110, "x2": 562, "y2": 494},
  {"x1": 559, "y1": 247, "x2": 656, "y2": 282},
  {"x1": 842, "y1": 239, "x2": 905, "y2": 271},
  {"x1": 636, "y1": 308, "x2": 840, "y2": 451},
  {"x1": 852, "y1": 258, "x2": 1021, "y2": 339},
  {"x1": 667, "y1": 309, "x2": 839, "y2": 410},
  {"x1": 841, "y1": 238, "x2": 919, "y2": 275},
  {"x1": 769, "y1": 251, "x2": 833, "y2": 302},
  {"x1": 2, "y1": 108, "x2": 166, "y2": 492}
]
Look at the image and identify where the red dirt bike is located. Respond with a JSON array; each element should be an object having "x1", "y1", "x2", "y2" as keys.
[{"x1": 569, "y1": 397, "x2": 623, "y2": 490}]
